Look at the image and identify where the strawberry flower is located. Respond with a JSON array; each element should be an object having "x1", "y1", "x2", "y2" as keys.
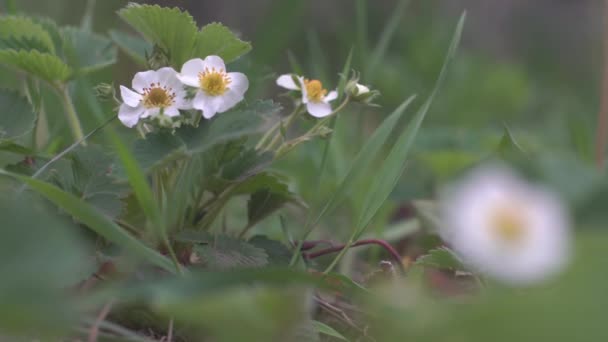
[
  {"x1": 177, "y1": 55, "x2": 249, "y2": 119},
  {"x1": 118, "y1": 67, "x2": 188, "y2": 128},
  {"x1": 276, "y1": 74, "x2": 338, "y2": 118}
]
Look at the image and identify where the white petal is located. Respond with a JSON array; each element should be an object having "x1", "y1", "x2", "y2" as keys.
[
  {"x1": 164, "y1": 106, "x2": 180, "y2": 117},
  {"x1": 141, "y1": 108, "x2": 160, "y2": 119},
  {"x1": 176, "y1": 74, "x2": 199, "y2": 88},
  {"x1": 179, "y1": 58, "x2": 205, "y2": 87},
  {"x1": 276, "y1": 74, "x2": 300, "y2": 90},
  {"x1": 227, "y1": 72, "x2": 249, "y2": 96},
  {"x1": 181, "y1": 58, "x2": 205, "y2": 75},
  {"x1": 192, "y1": 91, "x2": 219, "y2": 119},
  {"x1": 306, "y1": 101, "x2": 332, "y2": 118},
  {"x1": 301, "y1": 79, "x2": 309, "y2": 104},
  {"x1": 120, "y1": 86, "x2": 142, "y2": 107},
  {"x1": 202, "y1": 55, "x2": 226, "y2": 72},
  {"x1": 324, "y1": 90, "x2": 338, "y2": 102},
  {"x1": 156, "y1": 67, "x2": 178, "y2": 85},
  {"x1": 118, "y1": 103, "x2": 144, "y2": 128},
  {"x1": 132, "y1": 70, "x2": 158, "y2": 92},
  {"x1": 216, "y1": 89, "x2": 244, "y2": 113},
  {"x1": 356, "y1": 84, "x2": 370, "y2": 94}
]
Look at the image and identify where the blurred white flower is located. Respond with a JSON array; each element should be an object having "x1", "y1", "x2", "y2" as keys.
[
  {"x1": 439, "y1": 164, "x2": 571, "y2": 285},
  {"x1": 276, "y1": 74, "x2": 337, "y2": 118},
  {"x1": 177, "y1": 55, "x2": 248, "y2": 119},
  {"x1": 118, "y1": 67, "x2": 188, "y2": 128}
]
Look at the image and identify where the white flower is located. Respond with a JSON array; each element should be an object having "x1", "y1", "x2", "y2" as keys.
[
  {"x1": 276, "y1": 74, "x2": 337, "y2": 118},
  {"x1": 439, "y1": 164, "x2": 571, "y2": 285},
  {"x1": 118, "y1": 67, "x2": 188, "y2": 128},
  {"x1": 177, "y1": 55, "x2": 248, "y2": 119}
]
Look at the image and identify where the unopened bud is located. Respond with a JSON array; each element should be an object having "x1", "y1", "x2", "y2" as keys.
[
  {"x1": 93, "y1": 83, "x2": 115, "y2": 102},
  {"x1": 146, "y1": 45, "x2": 170, "y2": 70}
]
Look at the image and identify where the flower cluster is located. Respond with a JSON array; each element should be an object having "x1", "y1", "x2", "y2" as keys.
[
  {"x1": 118, "y1": 55, "x2": 248, "y2": 128},
  {"x1": 119, "y1": 57, "x2": 379, "y2": 129}
]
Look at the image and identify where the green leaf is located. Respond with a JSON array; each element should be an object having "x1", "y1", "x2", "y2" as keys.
[
  {"x1": 247, "y1": 175, "x2": 303, "y2": 228},
  {"x1": 129, "y1": 130, "x2": 186, "y2": 172},
  {"x1": 118, "y1": 3, "x2": 198, "y2": 67},
  {"x1": 221, "y1": 148, "x2": 274, "y2": 181},
  {"x1": 0, "y1": 193, "x2": 86, "y2": 337},
  {"x1": 414, "y1": 247, "x2": 464, "y2": 270},
  {"x1": 312, "y1": 320, "x2": 349, "y2": 341},
  {"x1": 0, "y1": 170, "x2": 176, "y2": 273},
  {"x1": 179, "y1": 100, "x2": 281, "y2": 154},
  {"x1": 119, "y1": 269, "x2": 320, "y2": 341},
  {"x1": 0, "y1": 16, "x2": 55, "y2": 53},
  {"x1": 52, "y1": 146, "x2": 128, "y2": 219},
  {"x1": 249, "y1": 235, "x2": 293, "y2": 266},
  {"x1": 0, "y1": 89, "x2": 36, "y2": 140},
  {"x1": 129, "y1": 101, "x2": 280, "y2": 174},
  {"x1": 109, "y1": 29, "x2": 151, "y2": 66},
  {"x1": 355, "y1": 12, "x2": 466, "y2": 233},
  {"x1": 61, "y1": 27, "x2": 118, "y2": 75},
  {"x1": 193, "y1": 234, "x2": 269, "y2": 270},
  {"x1": 0, "y1": 49, "x2": 71, "y2": 82},
  {"x1": 193, "y1": 22, "x2": 252, "y2": 62},
  {"x1": 159, "y1": 286, "x2": 312, "y2": 342},
  {"x1": 0, "y1": 140, "x2": 37, "y2": 155}
]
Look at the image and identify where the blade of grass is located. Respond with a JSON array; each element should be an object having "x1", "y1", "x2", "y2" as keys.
[
  {"x1": 1, "y1": 170, "x2": 176, "y2": 273},
  {"x1": 324, "y1": 12, "x2": 467, "y2": 273},
  {"x1": 317, "y1": 48, "x2": 354, "y2": 188},
  {"x1": 366, "y1": 0, "x2": 410, "y2": 79},
  {"x1": 356, "y1": 12, "x2": 466, "y2": 234},
  {"x1": 289, "y1": 94, "x2": 416, "y2": 267}
]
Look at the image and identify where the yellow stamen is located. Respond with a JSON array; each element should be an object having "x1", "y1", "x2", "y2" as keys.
[
  {"x1": 491, "y1": 206, "x2": 527, "y2": 245},
  {"x1": 304, "y1": 79, "x2": 327, "y2": 103},
  {"x1": 142, "y1": 82, "x2": 176, "y2": 108},
  {"x1": 199, "y1": 68, "x2": 231, "y2": 96}
]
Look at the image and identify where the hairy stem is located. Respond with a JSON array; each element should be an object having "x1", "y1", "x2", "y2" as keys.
[
  {"x1": 57, "y1": 84, "x2": 86, "y2": 145},
  {"x1": 265, "y1": 106, "x2": 303, "y2": 151}
]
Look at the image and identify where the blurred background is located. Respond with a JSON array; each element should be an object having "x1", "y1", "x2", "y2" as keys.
[{"x1": 7, "y1": 0, "x2": 603, "y2": 237}]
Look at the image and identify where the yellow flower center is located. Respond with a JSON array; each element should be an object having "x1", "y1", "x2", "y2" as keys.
[
  {"x1": 304, "y1": 79, "x2": 327, "y2": 103},
  {"x1": 490, "y1": 206, "x2": 527, "y2": 245},
  {"x1": 199, "y1": 68, "x2": 231, "y2": 96},
  {"x1": 142, "y1": 82, "x2": 176, "y2": 108}
]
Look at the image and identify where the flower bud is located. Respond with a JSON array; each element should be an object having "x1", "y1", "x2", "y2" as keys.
[
  {"x1": 93, "y1": 83, "x2": 115, "y2": 102},
  {"x1": 146, "y1": 45, "x2": 170, "y2": 70},
  {"x1": 346, "y1": 80, "x2": 379, "y2": 105}
]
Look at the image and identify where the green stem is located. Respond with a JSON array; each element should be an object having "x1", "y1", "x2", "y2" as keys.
[
  {"x1": 57, "y1": 84, "x2": 86, "y2": 145},
  {"x1": 264, "y1": 105, "x2": 303, "y2": 151},
  {"x1": 255, "y1": 120, "x2": 281, "y2": 149}
]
